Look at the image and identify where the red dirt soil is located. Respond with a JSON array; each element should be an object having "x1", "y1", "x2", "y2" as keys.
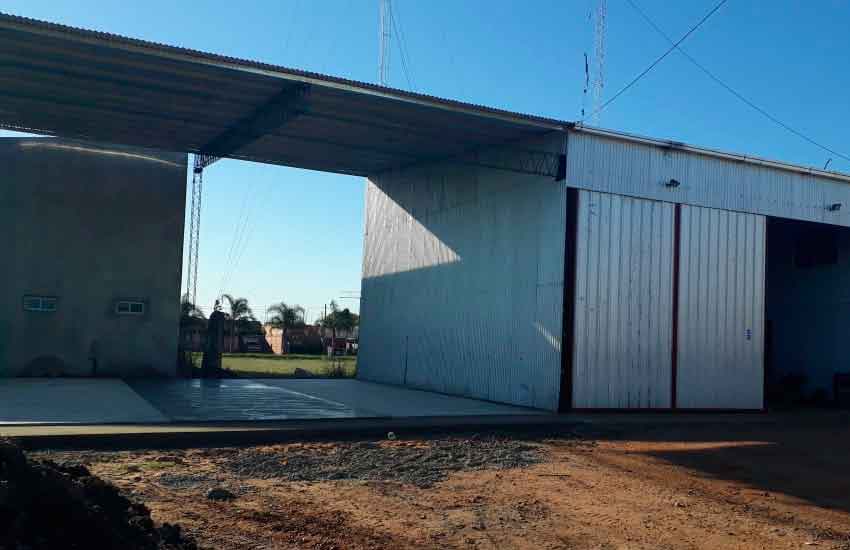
[{"x1": 34, "y1": 413, "x2": 850, "y2": 550}]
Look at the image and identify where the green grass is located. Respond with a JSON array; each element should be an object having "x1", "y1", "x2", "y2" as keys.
[{"x1": 191, "y1": 352, "x2": 356, "y2": 378}]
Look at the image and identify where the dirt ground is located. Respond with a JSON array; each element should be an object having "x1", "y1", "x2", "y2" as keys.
[{"x1": 33, "y1": 413, "x2": 850, "y2": 550}]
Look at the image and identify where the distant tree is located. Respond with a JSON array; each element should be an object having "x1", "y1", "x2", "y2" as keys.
[
  {"x1": 180, "y1": 295, "x2": 206, "y2": 321},
  {"x1": 319, "y1": 300, "x2": 341, "y2": 343},
  {"x1": 318, "y1": 301, "x2": 359, "y2": 342},
  {"x1": 266, "y1": 302, "x2": 305, "y2": 354},
  {"x1": 221, "y1": 294, "x2": 254, "y2": 352},
  {"x1": 336, "y1": 308, "x2": 358, "y2": 333},
  {"x1": 317, "y1": 302, "x2": 360, "y2": 357}
]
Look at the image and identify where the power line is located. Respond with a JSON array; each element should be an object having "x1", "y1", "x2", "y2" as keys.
[
  {"x1": 378, "y1": 0, "x2": 391, "y2": 85},
  {"x1": 283, "y1": 0, "x2": 301, "y2": 60},
  {"x1": 219, "y1": 175, "x2": 281, "y2": 303},
  {"x1": 625, "y1": 0, "x2": 850, "y2": 165},
  {"x1": 390, "y1": 2, "x2": 416, "y2": 90},
  {"x1": 320, "y1": 0, "x2": 354, "y2": 74},
  {"x1": 217, "y1": 206, "x2": 252, "y2": 298},
  {"x1": 219, "y1": 179, "x2": 274, "y2": 298},
  {"x1": 585, "y1": 0, "x2": 729, "y2": 121},
  {"x1": 216, "y1": 181, "x2": 254, "y2": 299}
]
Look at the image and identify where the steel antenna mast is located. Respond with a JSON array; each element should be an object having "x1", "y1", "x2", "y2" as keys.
[
  {"x1": 591, "y1": 0, "x2": 607, "y2": 125},
  {"x1": 378, "y1": 0, "x2": 392, "y2": 85},
  {"x1": 185, "y1": 153, "x2": 217, "y2": 307}
]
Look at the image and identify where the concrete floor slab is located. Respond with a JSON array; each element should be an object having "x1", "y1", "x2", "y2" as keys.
[
  {"x1": 0, "y1": 379, "x2": 169, "y2": 424},
  {"x1": 259, "y1": 379, "x2": 547, "y2": 418},
  {"x1": 127, "y1": 379, "x2": 544, "y2": 422},
  {"x1": 0, "y1": 378, "x2": 547, "y2": 426},
  {"x1": 127, "y1": 379, "x2": 365, "y2": 422}
]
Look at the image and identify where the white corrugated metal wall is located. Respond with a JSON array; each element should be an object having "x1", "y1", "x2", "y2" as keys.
[
  {"x1": 567, "y1": 130, "x2": 850, "y2": 228},
  {"x1": 359, "y1": 127, "x2": 844, "y2": 411},
  {"x1": 676, "y1": 205, "x2": 766, "y2": 409},
  {"x1": 572, "y1": 190, "x2": 675, "y2": 408},
  {"x1": 358, "y1": 135, "x2": 567, "y2": 411}
]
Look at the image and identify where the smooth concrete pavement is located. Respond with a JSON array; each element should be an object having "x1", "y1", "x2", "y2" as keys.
[
  {"x1": 1, "y1": 378, "x2": 546, "y2": 425},
  {"x1": 0, "y1": 378, "x2": 170, "y2": 424}
]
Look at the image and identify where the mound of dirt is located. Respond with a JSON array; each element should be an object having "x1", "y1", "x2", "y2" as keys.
[
  {"x1": 222, "y1": 436, "x2": 544, "y2": 487},
  {"x1": 0, "y1": 439, "x2": 196, "y2": 550}
]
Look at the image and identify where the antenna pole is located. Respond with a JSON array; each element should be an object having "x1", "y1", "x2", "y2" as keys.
[
  {"x1": 378, "y1": 0, "x2": 392, "y2": 85},
  {"x1": 186, "y1": 156, "x2": 204, "y2": 307},
  {"x1": 591, "y1": 0, "x2": 607, "y2": 125}
]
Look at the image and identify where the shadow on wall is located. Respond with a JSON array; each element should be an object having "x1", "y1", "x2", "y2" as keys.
[
  {"x1": 16, "y1": 355, "x2": 166, "y2": 378},
  {"x1": 17, "y1": 355, "x2": 71, "y2": 377},
  {"x1": 358, "y1": 138, "x2": 567, "y2": 410}
]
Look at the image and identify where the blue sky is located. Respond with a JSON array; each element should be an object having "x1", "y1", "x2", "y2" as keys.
[{"x1": 3, "y1": 0, "x2": 849, "y2": 322}]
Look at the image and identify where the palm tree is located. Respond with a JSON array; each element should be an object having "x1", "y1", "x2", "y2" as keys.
[
  {"x1": 336, "y1": 308, "x2": 358, "y2": 334},
  {"x1": 221, "y1": 294, "x2": 253, "y2": 352},
  {"x1": 180, "y1": 294, "x2": 205, "y2": 320},
  {"x1": 266, "y1": 302, "x2": 305, "y2": 354},
  {"x1": 323, "y1": 300, "x2": 341, "y2": 343}
]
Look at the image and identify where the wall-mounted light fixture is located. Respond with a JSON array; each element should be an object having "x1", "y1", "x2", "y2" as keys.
[
  {"x1": 665, "y1": 178, "x2": 681, "y2": 188},
  {"x1": 828, "y1": 203, "x2": 842, "y2": 212}
]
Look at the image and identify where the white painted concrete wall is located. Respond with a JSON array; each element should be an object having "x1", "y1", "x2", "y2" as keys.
[
  {"x1": 572, "y1": 191, "x2": 675, "y2": 408},
  {"x1": 358, "y1": 136, "x2": 566, "y2": 411},
  {"x1": 0, "y1": 137, "x2": 187, "y2": 377}
]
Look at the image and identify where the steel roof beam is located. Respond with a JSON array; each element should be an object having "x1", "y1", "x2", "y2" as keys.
[
  {"x1": 197, "y1": 83, "x2": 310, "y2": 162},
  {"x1": 386, "y1": 135, "x2": 567, "y2": 181},
  {"x1": 461, "y1": 146, "x2": 565, "y2": 180}
]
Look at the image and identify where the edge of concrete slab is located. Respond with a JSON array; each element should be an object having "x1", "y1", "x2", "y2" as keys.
[
  {"x1": 4, "y1": 410, "x2": 825, "y2": 451},
  {"x1": 2, "y1": 414, "x2": 575, "y2": 450}
]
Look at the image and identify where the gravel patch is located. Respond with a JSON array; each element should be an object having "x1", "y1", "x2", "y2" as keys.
[
  {"x1": 221, "y1": 436, "x2": 544, "y2": 487},
  {"x1": 156, "y1": 473, "x2": 217, "y2": 491}
]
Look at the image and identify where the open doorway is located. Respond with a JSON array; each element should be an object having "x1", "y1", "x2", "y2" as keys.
[
  {"x1": 179, "y1": 160, "x2": 363, "y2": 381},
  {"x1": 765, "y1": 217, "x2": 850, "y2": 408}
]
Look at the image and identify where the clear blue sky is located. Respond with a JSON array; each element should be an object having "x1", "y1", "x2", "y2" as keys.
[{"x1": 3, "y1": 0, "x2": 849, "y2": 322}]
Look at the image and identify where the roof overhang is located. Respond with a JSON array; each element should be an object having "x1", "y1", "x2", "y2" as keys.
[{"x1": 0, "y1": 13, "x2": 569, "y2": 177}]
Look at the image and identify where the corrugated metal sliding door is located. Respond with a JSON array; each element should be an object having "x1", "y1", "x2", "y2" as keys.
[
  {"x1": 676, "y1": 205, "x2": 766, "y2": 409},
  {"x1": 572, "y1": 190, "x2": 675, "y2": 408}
]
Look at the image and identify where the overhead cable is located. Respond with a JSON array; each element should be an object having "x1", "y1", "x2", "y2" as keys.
[
  {"x1": 625, "y1": 0, "x2": 850, "y2": 165},
  {"x1": 585, "y1": 0, "x2": 729, "y2": 120}
]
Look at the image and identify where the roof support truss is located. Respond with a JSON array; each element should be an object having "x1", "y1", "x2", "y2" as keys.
[
  {"x1": 391, "y1": 136, "x2": 567, "y2": 181},
  {"x1": 196, "y1": 83, "x2": 311, "y2": 168},
  {"x1": 461, "y1": 146, "x2": 566, "y2": 180}
]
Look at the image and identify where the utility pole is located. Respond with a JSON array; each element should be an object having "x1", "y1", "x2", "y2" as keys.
[{"x1": 324, "y1": 303, "x2": 329, "y2": 357}]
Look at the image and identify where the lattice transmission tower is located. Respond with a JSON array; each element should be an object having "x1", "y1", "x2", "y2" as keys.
[
  {"x1": 378, "y1": 0, "x2": 392, "y2": 85},
  {"x1": 185, "y1": 154, "x2": 217, "y2": 307},
  {"x1": 591, "y1": 0, "x2": 607, "y2": 125}
]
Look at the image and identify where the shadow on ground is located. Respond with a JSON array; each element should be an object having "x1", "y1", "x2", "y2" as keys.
[{"x1": 587, "y1": 411, "x2": 850, "y2": 515}]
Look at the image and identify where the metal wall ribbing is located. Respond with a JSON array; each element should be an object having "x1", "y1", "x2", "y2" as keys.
[
  {"x1": 567, "y1": 130, "x2": 850, "y2": 228},
  {"x1": 676, "y1": 205, "x2": 766, "y2": 409},
  {"x1": 358, "y1": 135, "x2": 567, "y2": 410},
  {"x1": 572, "y1": 191, "x2": 675, "y2": 408}
]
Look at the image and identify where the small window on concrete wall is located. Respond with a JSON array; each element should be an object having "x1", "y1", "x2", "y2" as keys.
[
  {"x1": 23, "y1": 295, "x2": 58, "y2": 312},
  {"x1": 115, "y1": 300, "x2": 145, "y2": 315}
]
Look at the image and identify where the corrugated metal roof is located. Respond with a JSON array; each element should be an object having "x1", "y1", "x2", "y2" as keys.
[
  {"x1": 0, "y1": 13, "x2": 567, "y2": 129},
  {"x1": 0, "y1": 12, "x2": 565, "y2": 176},
  {"x1": 0, "y1": 12, "x2": 847, "y2": 183}
]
